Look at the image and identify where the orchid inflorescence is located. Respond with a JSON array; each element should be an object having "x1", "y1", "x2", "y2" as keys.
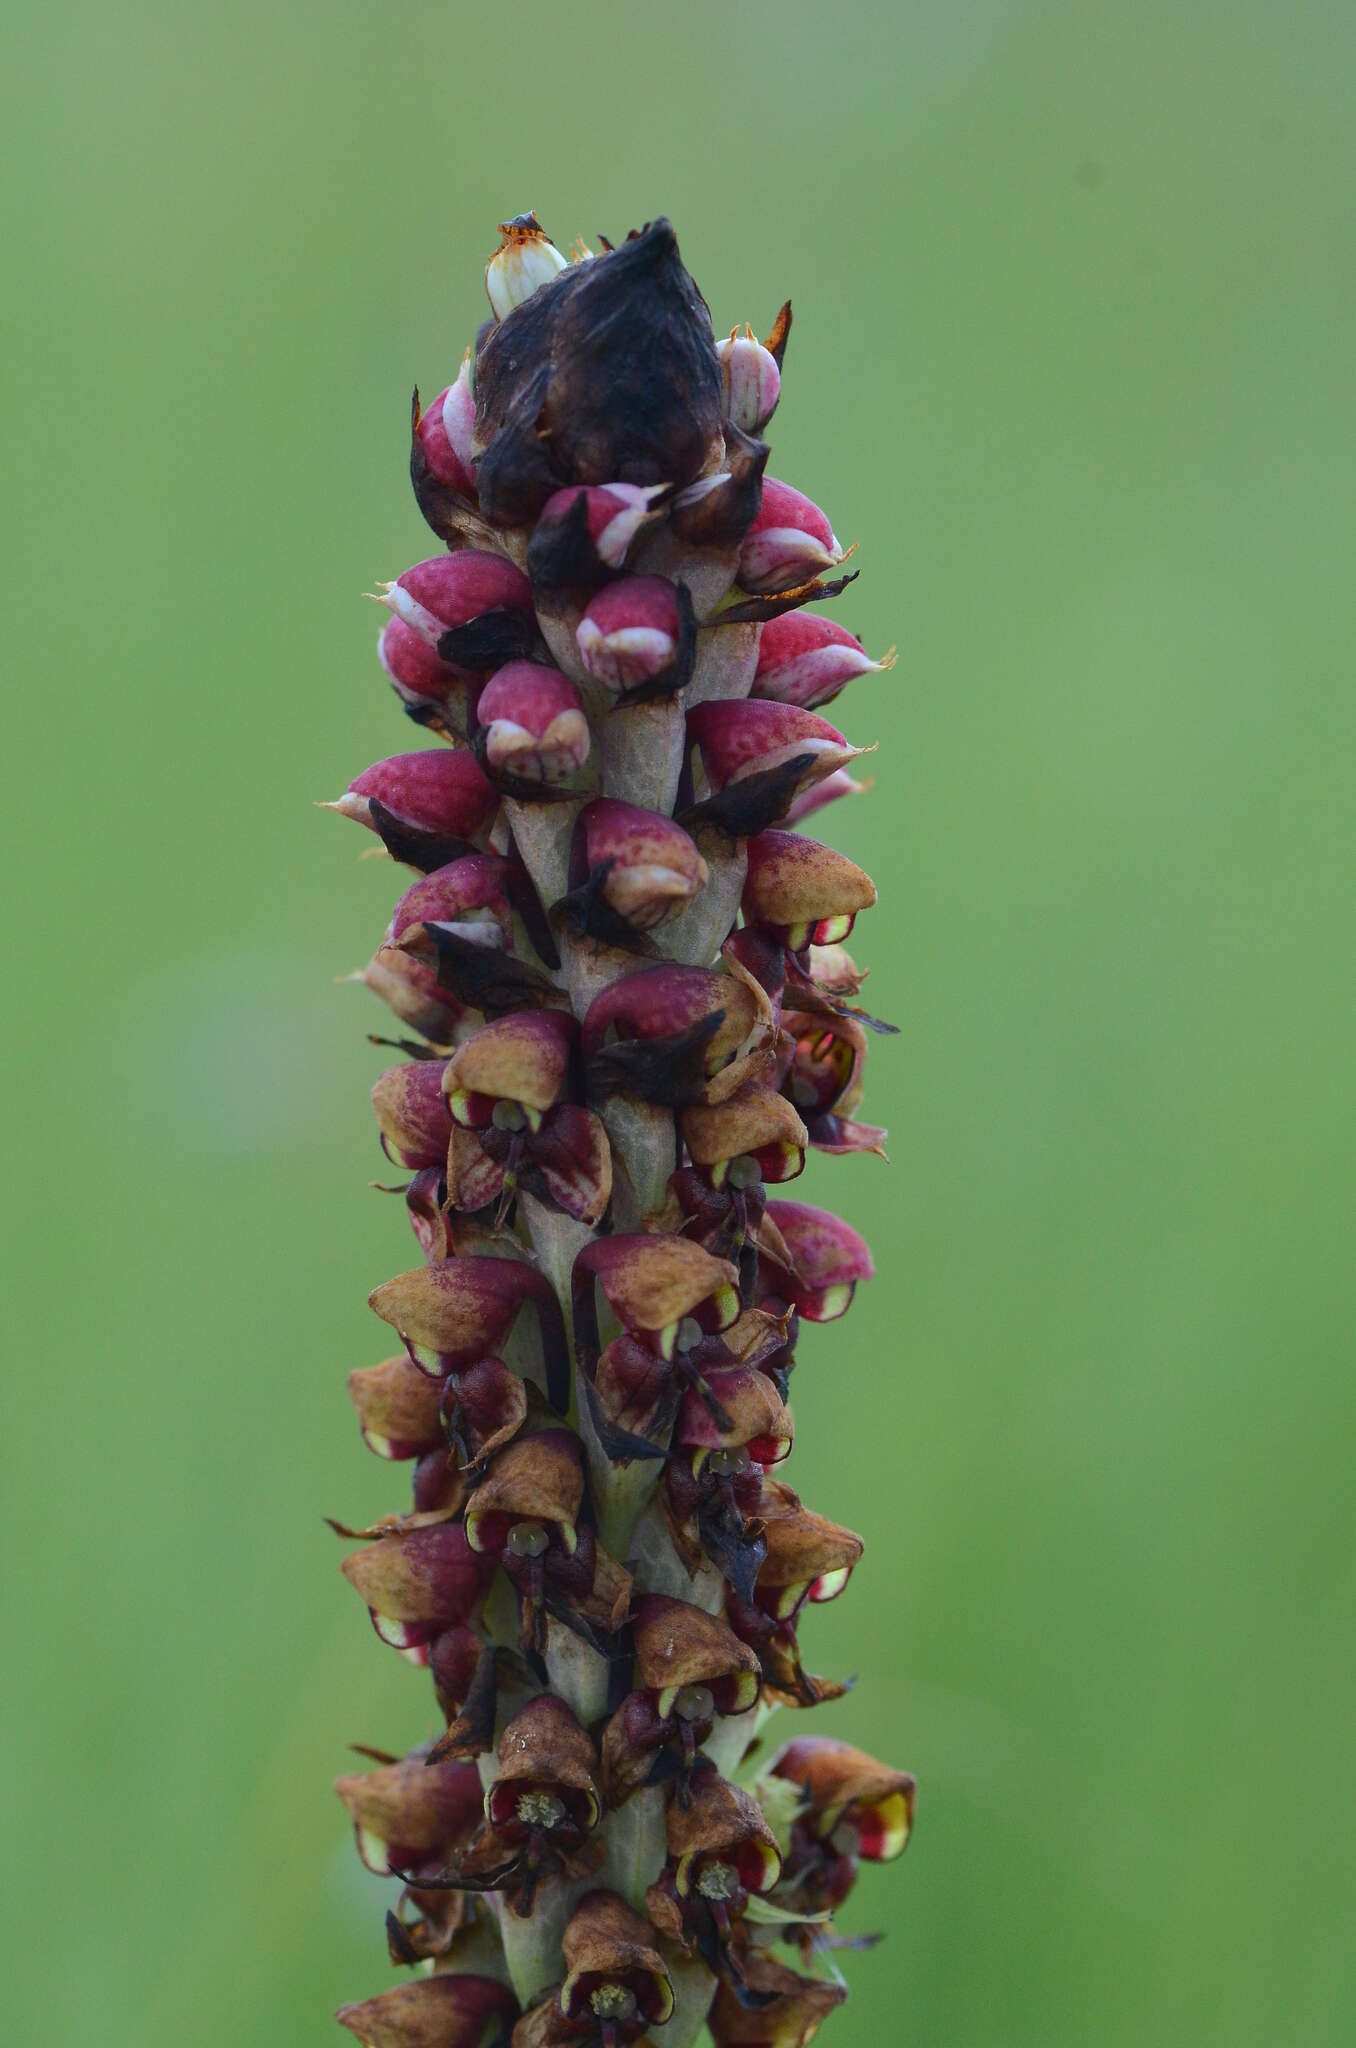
[{"x1": 328, "y1": 213, "x2": 912, "y2": 2048}]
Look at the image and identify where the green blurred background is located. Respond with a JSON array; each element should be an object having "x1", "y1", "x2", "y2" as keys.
[{"x1": 4, "y1": 1, "x2": 1352, "y2": 2041}]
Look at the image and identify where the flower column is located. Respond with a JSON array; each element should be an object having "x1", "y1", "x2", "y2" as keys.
[{"x1": 328, "y1": 214, "x2": 912, "y2": 2048}]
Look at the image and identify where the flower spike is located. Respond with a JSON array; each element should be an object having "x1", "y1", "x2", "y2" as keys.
[{"x1": 326, "y1": 214, "x2": 912, "y2": 2047}]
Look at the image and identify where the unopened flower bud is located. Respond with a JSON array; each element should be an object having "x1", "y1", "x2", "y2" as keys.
[
  {"x1": 376, "y1": 552, "x2": 536, "y2": 659},
  {"x1": 741, "y1": 830, "x2": 876, "y2": 951},
  {"x1": 387, "y1": 854, "x2": 516, "y2": 952},
  {"x1": 377, "y1": 618, "x2": 474, "y2": 727},
  {"x1": 761, "y1": 1200, "x2": 873, "y2": 1321},
  {"x1": 413, "y1": 357, "x2": 478, "y2": 501},
  {"x1": 576, "y1": 576, "x2": 681, "y2": 689},
  {"x1": 717, "y1": 326, "x2": 781, "y2": 433},
  {"x1": 486, "y1": 212, "x2": 569, "y2": 320},
  {"x1": 752, "y1": 611, "x2": 893, "y2": 711},
  {"x1": 736, "y1": 479, "x2": 845, "y2": 595},
  {"x1": 326, "y1": 750, "x2": 498, "y2": 866},
  {"x1": 337, "y1": 1975, "x2": 518, "y2": 2048},
  {"x1": 687, "y1": 700, "x2": 864, "y2": 826},
  {"x1": 476, "y1": 661, "x2": 591, "y2": 787},
  {"x1": 527, "y1": 483, "x2": 667, "y2": 588},
  {"x1": 354, "y1": 947, "x2": 468, "y2": 1045},
  {"x1": 370, "y1": 1059, "x2": 453, "y2": 1169},
  {"x1": 571, "y1": 798, "x2": 708, "y2": 933}
]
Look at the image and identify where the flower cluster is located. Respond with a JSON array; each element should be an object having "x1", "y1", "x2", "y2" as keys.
[{"x1": 329, "y1": 214, "x2": 911, "y2": 2048}]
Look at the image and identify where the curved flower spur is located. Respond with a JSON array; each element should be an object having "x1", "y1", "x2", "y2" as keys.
[{"x1": 327, "y1": 212, "x2": 911, "y2": 2048}]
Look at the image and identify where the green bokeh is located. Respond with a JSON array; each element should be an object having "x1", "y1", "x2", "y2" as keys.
[{"x1": 4, "y1": 2, "x2": 1352, "y2": 2042}]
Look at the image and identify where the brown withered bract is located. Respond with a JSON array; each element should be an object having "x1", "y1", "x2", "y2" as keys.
[
  {"x1": 327, "y1": 211, "x2": 911, "y2": 2047},
  {"x1": 474, "y1": 220, "x2": 724, "y2": 524}
]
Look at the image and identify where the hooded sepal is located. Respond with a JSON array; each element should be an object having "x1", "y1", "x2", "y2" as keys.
[
  {"x1": 757, "y1": 1202, "x2": 873, "y2": 1324},
  {"x1": 751, "y1": 1479, "x2": 863, "y2": 1623},
  {"x1": 369, "y1": 1253, "x2": 569, "y2": 1408},
  {"x1": 707, "y1": 1951, "x2": 845, "y2": 2048},
  {"x1": 337, "y1": 1973, "x2": 519, "y2": 2048},
  {"x1": 741, "y1": 832, "x2": 876, "y2": 955},
  {"x1": 333, "y1": 1751, "x2": 484, "y2": 1879},
  {"x1": 339, "y1": 1519, "x2": 497, "y2": 1651},
  {"x1": 644, "y1": 1762, "x2": 781, "y2": 1979},
  {"x1": 600, "y1": 1594, "x2": 761, "y2": 1804}
]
